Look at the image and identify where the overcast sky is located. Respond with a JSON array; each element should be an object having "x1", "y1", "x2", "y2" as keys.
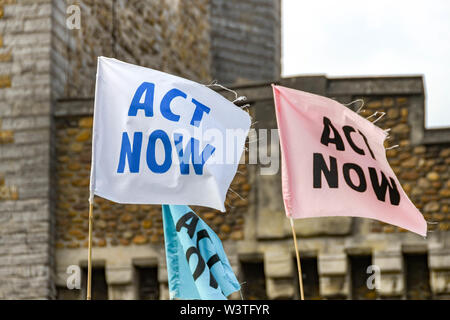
[{"x1": 282, "y1": 0, "x2": 450, "y2": 128}]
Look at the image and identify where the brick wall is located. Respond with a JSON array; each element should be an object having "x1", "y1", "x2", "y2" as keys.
[{"x1": 0, "y1": 0, "x2": 54, "y2": 299}]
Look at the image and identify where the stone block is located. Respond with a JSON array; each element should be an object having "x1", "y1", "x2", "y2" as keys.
[
  {"x1": 159, "y1": 282, "x2": 170, "y2": 300},
  {"x1": 237, "y1": 241, "x2": 260, "y2": 260},
  {"x1": 264, "y1": 249, "x2": 293, "y2": 278},
  {"x1": 108, "y1": 284, "x2": 135, "y2": 300},
  {"x1": 285, "y1": 217, "x2": 353, "y2": 237},
  {"x1": 0, "y1": 74, "x2": 11, "y2": 88},
  {"x1": 430, "y1": 270, "x2": 450, "y2": 294},
  {"x1": 374, "y1": 251, "x2": 402, "y2": 273},
  {"x1": 4, "y1": 3, "x2": 51, "y2": 19},
  {"x1": 158, "y1": 265, "x2": 168, "y2": 282},
  {"x1": 13, "y1": 129, "x2": 49, "y2": 145},
  {"x1": 0, "y1": 129, "x2": 14, "y2": 144},
  {"x1": 320, "y1": 275, "x2": 349, "y2": 298},
  {"x1": 429, "y1": 250, "x2": 450, "y2": 270},
  {"x1": 24, "y1": 17, "x2": 51, "y2": 32},
  {"x1": 256, "y1": 209, "x2": 285, "y2": 239},
  {"x1": 318, "y1": 254, "x2": 347, "y2": 276},
  {"x1": 105, "y1": 266, "x2": 133, "y2": 285},
  {"x1": 3, "y1": 116, "x2": 50, "y2": 130},
  {"x1": 0, "y1": 51, "x2": 12, "y2": 62},
  {"x1": 266, "y1": 278, "x2": 294, "y2": 299},
  {"x1": 378, "y1": 273, "x2": 404, "y2": 297}
]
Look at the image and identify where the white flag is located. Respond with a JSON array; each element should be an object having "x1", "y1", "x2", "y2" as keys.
[{"x1": 90, "y1": 57, "x2": 250, "y2": 211}]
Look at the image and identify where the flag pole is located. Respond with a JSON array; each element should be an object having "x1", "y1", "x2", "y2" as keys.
[
  {"x1": 86, "y1": 198, "x2": 94, "y2": 300},
  {"x1": 290, "y1": 218, "x2": 304, "y2": 300}
]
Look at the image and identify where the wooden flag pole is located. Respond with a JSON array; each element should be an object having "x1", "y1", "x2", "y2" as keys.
[
  {"x1": 290, "y1": 218, "x2": 304, "y2": 300},
  {"x1": 87, "y1": 200, "x2": 94, "y2": 300}
]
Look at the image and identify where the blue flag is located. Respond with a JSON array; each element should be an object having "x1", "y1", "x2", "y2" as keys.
[{"x1": 162, "y1": 204, "x2": 241, "y2": 300}]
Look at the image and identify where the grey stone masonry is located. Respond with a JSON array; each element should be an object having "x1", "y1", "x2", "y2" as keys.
[
  {"x1": 210, "y1": 0, "x2": 281, "y2": 85},
  {"x1": 0, "y1": 0, "x2": 54, "y2": 299}
]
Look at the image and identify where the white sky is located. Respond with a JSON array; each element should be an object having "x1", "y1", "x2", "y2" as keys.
[{"x1": 282, "y1": 0, "x2": 450, "y2": 128}]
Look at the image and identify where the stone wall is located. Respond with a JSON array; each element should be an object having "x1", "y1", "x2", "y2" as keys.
[
  {"x1": 233, "y1": 76, "x2": 450, "y2": 299},
  {"x1": 2, "y1": 0, "x2": 448, "y2": 301},
  {"x1": 53, "y1": 0, "x2": 283, "y2": 99},
  {"x1": 0, "y1": 0, "x2": 283, "y2": 300},
  {"x1": 356, "y1": 96, "x2": 450, "y2": 234},
  {"x1": 54, "y1": 113, "x2": 249, "y2": 250},
  {"x1": 53, "y1": 0, "x2": 211, "y2": 99},
  {"x1": 210, "y1": 0, "x2": 281, "y2": 84},
  {"x1": 50, "y1": 0, "x2": 277, "y2": 299},
  {"x1": 53, "y1": 76, "x2": 450, "y2": 300},
  {"x1": 0, "y1": 0, "x2": 54, "y2": 299}
]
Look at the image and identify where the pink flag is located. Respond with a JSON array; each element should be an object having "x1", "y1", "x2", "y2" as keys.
[{"x1": 272, "y1": 85, "x2": 427, "y2": 236}]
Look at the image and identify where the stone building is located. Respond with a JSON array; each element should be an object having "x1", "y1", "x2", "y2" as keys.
[{"x1": 0, "y1": 0, "x2": 448, "y2": 300}]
